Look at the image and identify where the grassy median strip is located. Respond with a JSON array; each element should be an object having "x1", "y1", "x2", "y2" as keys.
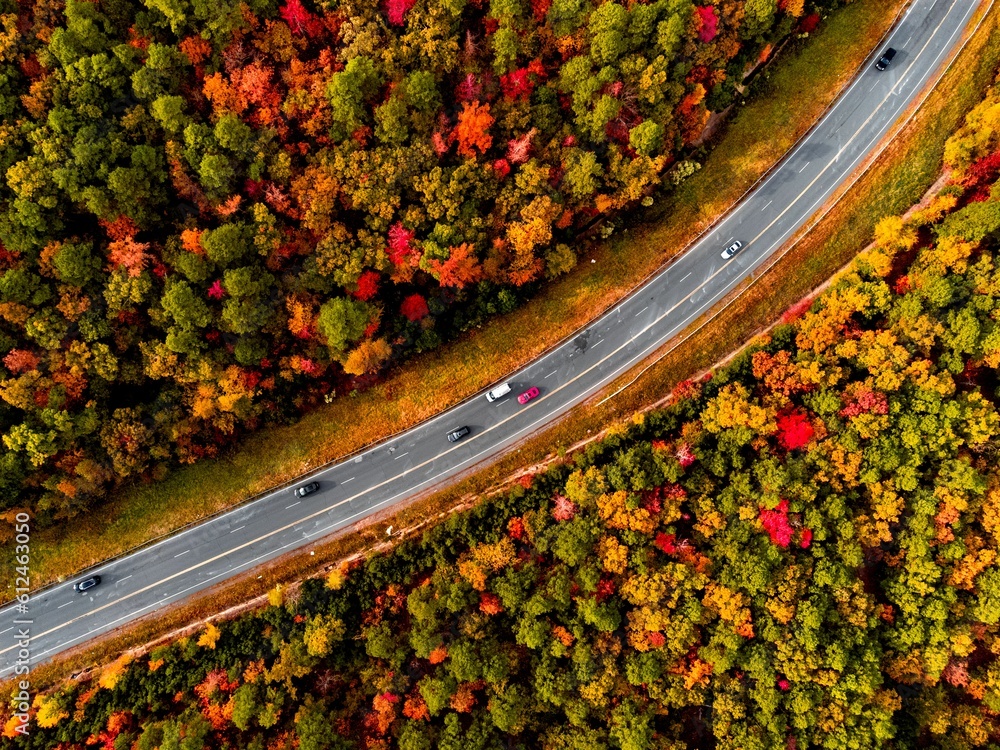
[
  {"x1": 18, "y1": 3, "x2": 1000, "y2": 686},
  {"x1": 13, "y1": 0, "x2": 907, "y2": 590}
]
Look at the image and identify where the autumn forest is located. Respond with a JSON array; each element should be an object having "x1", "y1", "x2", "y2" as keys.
[
  {"x1": 6, "y1": 50, "x2": 1000, "y2": 749},
  {"x1": 0, "y1": 0, "x2": 830, "y2": 520}
]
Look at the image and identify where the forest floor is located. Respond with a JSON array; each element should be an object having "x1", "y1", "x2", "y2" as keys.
[{"x1": 21, "y1": 0, "x2": 1000, "y2": 690}]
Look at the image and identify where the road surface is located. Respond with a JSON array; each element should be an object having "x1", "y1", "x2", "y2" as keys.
[{"x1": 0, "y1": 0, "x2": 984, "y2": 677}]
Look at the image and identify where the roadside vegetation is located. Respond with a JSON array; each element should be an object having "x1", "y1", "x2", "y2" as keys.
[
  {"x1": 3, "y1": 0, "x2": 906, "y2": 590},
  {"x1": 9, "y1": 89, "x2": 1000, "y2": 745}
]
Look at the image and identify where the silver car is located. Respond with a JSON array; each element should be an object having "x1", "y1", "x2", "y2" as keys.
[
  {"x1": 721, "y1": 240, "x2": 744, "y2": 259},
  {"x1": 294, "y1": 481, "x2": 320, "y2": 498},
  {"x1": 74, "y1": 575, "x2": 101, "y2": 592}
]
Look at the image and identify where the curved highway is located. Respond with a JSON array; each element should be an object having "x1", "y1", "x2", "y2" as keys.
[{"x1": 0, "y1": 0, "x2": 984, "y2": 676}]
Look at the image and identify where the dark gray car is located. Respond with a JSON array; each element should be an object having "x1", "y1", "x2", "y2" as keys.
[{"x1": 447, "y1": 426, "x2": 471, "y2": 443}]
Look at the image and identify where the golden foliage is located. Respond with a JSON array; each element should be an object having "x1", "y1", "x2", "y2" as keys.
[
  {"x1": 449, "y1": 682, "x2": 479, "y2": 713},
  {"x1": 326, "y1": 567, "x2": 347, "y2": 590},
  {"x1": 874, "y1": 215, "x2": 918, "y2": 252},
  {"x1": 197, "y1": 622, "x2": 221, "y2": 650},
  {"x1": 700, "y1": 383, "x2": 774, "y2": 434},
  {"x1": 459, "y1": 537, "x2": 516, "y2": 591},
  {"x1": 97, "y1": 654, "x2": 133, "y2": 691},
  {"x1": 268, "y1": 584, "x2": 285, "y2": 607},
  {"x1": 684, "y1": 658, "x2": 714, "y2": 690},
  {"x1": 703, "y1": 583, "x2": 754, "y2": 638},
  {"x1": 32, "y1": 694, "x2": 68, "y2": 729},
  {"x1": 243, "y1": 659, "x2": 266, "y2": 683},
  {"x1": 343, "y1": 338, "x2": 393, "y2": 376},
  {"x1": 597, "y1": 490, "x2": 656, "y2": 534},
  {"x1": 598, "y1": 535, "x2": 629, "y2": 574},
  {"x1": 947, "y1": 547, "x2": 997, "y2": 590}
]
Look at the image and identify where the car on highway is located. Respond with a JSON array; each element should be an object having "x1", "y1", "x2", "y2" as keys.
[
  {"x1": 721, "y1": 240, "x2": 744, "y2": 259},
  {"x1": 294, "y1": 481, "x2": 320, "y2": 498},
  {"x1": 485, "y1": 383, "x2": 512, "y2": 402},
  {"x1": 447, "y1": 426, "x2": 471, "y2": 443},
  {"x1": 74, "y1": 575, "x2": 101, "y2": 593},
  {"x1": 875, "y1": 47, "x2": 896, "y2": 71},
  {"x1": 518, "y1": 387, "x2": 540, "y2": 405}
]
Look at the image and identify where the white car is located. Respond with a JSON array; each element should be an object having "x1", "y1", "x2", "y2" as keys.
[{"x1": 721, "y1": 240, "x2": 743, "y2": 259}]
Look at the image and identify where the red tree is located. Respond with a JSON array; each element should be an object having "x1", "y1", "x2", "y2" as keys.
[
  {"x1": 552, "y1": 494, "x2": 577, "y2": 521},
  {"x1": 387, "y1": 223, "x2": 415, "y2": 265},
  {"x1": 207, "y1": 280, "x2": 226, "y2": 300},
  {"x1": 760, "y1": 500, "x2": 794, "y2": 548},
  {"x1": 799, "y1": 13, "x2": 820, "y2": 33},
  {"x1": 280, "y1": 0, "x2": 322, "y2": 36},
  {"x1": 507, "y1": 516, "x2": 525, "y2": 540},
  {"x1": 493, "y1": 158, "x2": 511, "y2": 179},
  {"x1": 353, "y1": 270, "x2": 380, "y2": 301},
  {"x1": 500, "y1": 68, "x2": 534, "y2": 101},
  {"x1": 400, "y1": 294, "x2": 429, "y2": 322},
  {"x1": 456, "y1": 73, "x2": 482, "y2": 102},
  {"x1": 776, "y1": 409, "x2": 814, "y2": 450},
  {"x1": 507, "y1": 130, "x2": 535, "y2": 164},
  {"x1": 530, "y1": 0, "x2": 551, "y2": 22},
  {"x1": 383, "y1": 0, "x2": 417, "y2": 26},
  {"x1": 840, "y1": 390, "x2": 889, "y2": 419},
  {"x1": 479, "y1": 592, "x2": 504, "y2": 615},
  {"x1": 676, "y1": 443, "x2": 696, "y2": 468},
  {"x1": 427, "y1": 244, "x2": 483, "y2": 289},
  {"x1": 3, "y1": 349, "x2": 41, "y2": 374},
  {"x1": 696, "y1": 6, "x2": 718, "y2": 43},
  {"x1": 654, "y1": 532, "x2": 677, "y2": 554}
]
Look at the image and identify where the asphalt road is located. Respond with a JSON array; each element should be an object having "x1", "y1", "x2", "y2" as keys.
[{"x1": 0, "y1": 0, "x2": 985, "y2": 677}]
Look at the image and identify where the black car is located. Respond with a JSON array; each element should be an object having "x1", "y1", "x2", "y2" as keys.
[
  {"x1": 294, "y1": 481, "x2": 321, "y2": 498},
  {"x1": 74, "y1": 575, "x2": 101, "y2": 593},
  {"x1": 875, "y1": 48, "x2": 896, "y2": 71},
  {"x1": 447, "y1": 426, "x2": 471, "y2": 443}
]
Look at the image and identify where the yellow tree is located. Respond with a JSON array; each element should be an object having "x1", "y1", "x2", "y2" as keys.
[
  {"x1": 874, "y1": 215, "x2": 918, "y2": 252},
  {"x1": 343, "y1": 338, "x2": 392, "y2": 375}
]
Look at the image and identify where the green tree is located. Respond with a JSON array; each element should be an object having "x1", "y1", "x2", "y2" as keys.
[
  {"x1": 317, "y1": 297, "x2": 372, "y2": 355},
  {"x1": 327, "y1": 56, "x2": 381, "y2": 141},
  {"x1": 588, "y1": 2, "x2": 629, "y2": 66},
  {"x1": 375, "y1": 93, "x2": 410, "y2": 145},
  {"x1": 215, "y1": 114, "x2": 255, "y2": 158},
  {"x1": 488, "y1": 683, "x2": 531, "y2": 734},
  {"x1": 53, "y1": 242, "x2": 100, "y2": 286},
  {"x1": 628, "y1": 120, "x2": 664, "y2": 156},
  {"x1": 295, "y1": 700, "x2": 352, "y2": 750},
  {"x1": 405, "y1": 70, "x2": 441, "y2": 113},
  {"x1": 563, "y1": 148, "x2": 603, "y2": 200},
  {"x1": 201, "y1": 223, "x2": 253, "y2": 266},
  {"x1": 131, "y1": 43, "x2": 189, "y2": 101},
  {"x1": 161, "y1": 281, "x2": 212, "y2": 330},
  {"x1": 610, "y1": 700, "x2": 653, "y2": 750},
  {"x1": 743, "y1": 0, "x2": 777, "y2": 38},
  {"x1": 549, "y1": 0, "x2": 592, "y2": 36},
  {"x1": 152, "y1": 95, "x2": 190, "y2": 134}
]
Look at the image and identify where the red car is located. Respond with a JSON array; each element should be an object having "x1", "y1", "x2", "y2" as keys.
[{"x1": 518, "y1": 387, "x2": 540, "y2": 405}]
